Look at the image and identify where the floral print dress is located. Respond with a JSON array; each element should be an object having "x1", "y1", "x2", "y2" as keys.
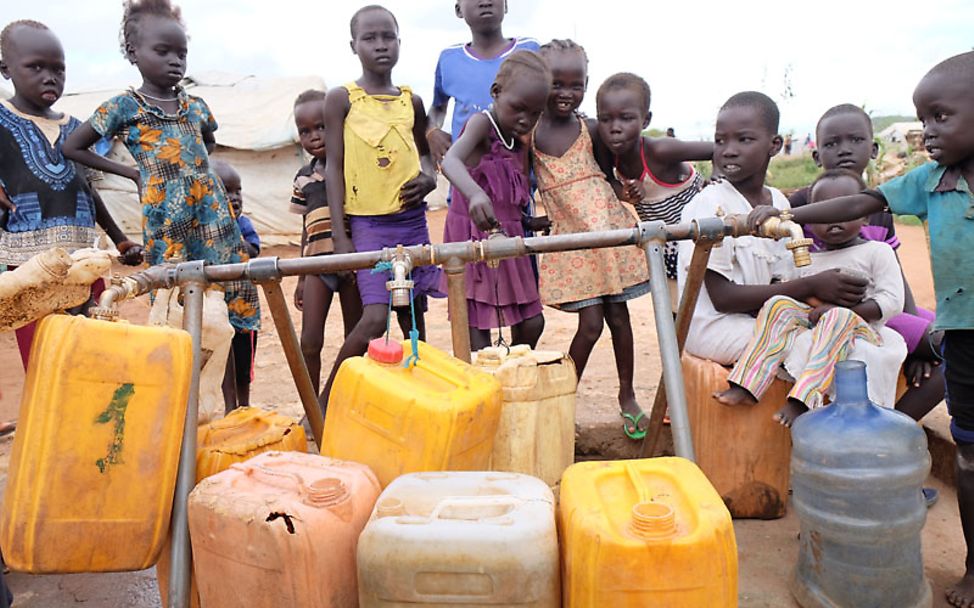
[{"x1": 90, "y1": 88, "x2": 259, "y2": 331}]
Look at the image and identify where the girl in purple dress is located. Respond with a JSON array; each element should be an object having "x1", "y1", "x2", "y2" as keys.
[{"x1": 441, "y1": 51, "x2": 551, "y2": 350}]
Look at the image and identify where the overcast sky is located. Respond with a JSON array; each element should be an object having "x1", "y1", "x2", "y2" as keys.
[{"x1": 6, "y1": 0, "x2": 973, "y2": 139}]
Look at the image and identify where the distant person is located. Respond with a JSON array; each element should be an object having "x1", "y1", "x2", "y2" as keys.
[
  {"x1": 213, "y1": 159, "x2": 259, "y2": 411},
  {"x1": 0, "y1": 20, "x2": 142, "y2": 371},
  {"x1": 63, "y1": 0, "x2": 261, "y2": 335},
  {"x1": 290, "y1": 89, "x2": 362, "y2": 395},
  {"x1": 746, "y1": 51, "x2": 974, "y2": 608},
  {"x1": 665, "y1": 127, "x2": 675, "y2": 138},
  {"x1": 783, "y1": 133, "x2": 793, "y2": 155},
  {"x1": 320, "y1": 5, "x2": 443, "y2": 413}
]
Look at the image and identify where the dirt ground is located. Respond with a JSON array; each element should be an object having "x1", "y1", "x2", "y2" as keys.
[{"x1": 0, "y1": 212, "x2": 957, "y2": 607}]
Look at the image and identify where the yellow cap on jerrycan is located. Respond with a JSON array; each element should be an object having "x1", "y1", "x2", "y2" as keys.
[
  {"x1": 322, "y1": 339, "x2": 502, "y2": 488},
  {"x1": 559, "y1": 457, "x2": 739, "y2": 607}
]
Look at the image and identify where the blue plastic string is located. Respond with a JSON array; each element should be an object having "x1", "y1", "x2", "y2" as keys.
[
  {"x1": 371, "y1": 261, "x2": 395, "y2": 343},
  {"x1": 404, "y1": 271, "x2": 421, "y2": 368}
]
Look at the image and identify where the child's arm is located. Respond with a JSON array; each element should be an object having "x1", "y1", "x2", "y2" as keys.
[
  {"x1": 202, "y1": 125, "x2": 216, "y2": 155},
  {"x1": 808, "y1": 299, "x2": 882, "y2": 325},
  {"x1": 748, "y1": 192, "x2": 886, "y2": 230},
  {"x1": 63, "y1": 123, "x2": 140, "y2": 185},
  {"x1": 323, "y1": 88, "x2": 354, "y2": 256},
  {"x1": 400, "y1": 94, "x2": 438, "y2": 208},
  {"x1": 425, "y1": 58, "x2": 452, "y2": 167},
  {"x1": 706, "y1": 268, "x2": 869, "y2": 314},
  {"x1": 587, "y1": 120, "x2": 644, "y2": 205},
  {"x1": 441, "y1": 112, "x2": 497, "y2": 231},
  {"x1": 649, "y1": 136, "x2": 714, "y2": 165},
  {"x1": 90, "y1": 187, "x2": 143, "y2": 265}
]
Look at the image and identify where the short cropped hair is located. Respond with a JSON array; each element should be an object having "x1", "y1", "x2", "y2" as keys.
[
  {"x1": 809, "y1": 168, "x2": 867, "y2": 203},
  {"x1": 350, "y1": 5, "x2": 398, "y2": 38},
  {"x1": 926, "y1": 50, "x2": 974, "y2": 80},
  {"x1": 596, "y1": 72, "x2": 651, "y2": 114},
  {"x1": 294, "y1": 89, "x2": 326, "y2": 108},
  {"x1": 0, "y1": 20, "x2": 50, "y2": 63},
  {"x1": 721, "y1": 91, "x2": 780, "y2": 134},
  {"x1": 816, "y1": 104, "x2": 872, "y2": 139}
]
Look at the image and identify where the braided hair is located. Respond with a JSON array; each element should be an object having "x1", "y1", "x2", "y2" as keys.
[
  {"x1": 493, "y1": 50, "x2": 552, "y2": 92},
  {"x1": 119, "y1": 0, "x2": 184, "y2": 58},
  {"x1": 538, "y1": 38, "x2": 588, "y2": 65}
]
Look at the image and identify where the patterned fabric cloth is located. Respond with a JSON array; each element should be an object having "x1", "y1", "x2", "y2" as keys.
[
  {"x1": 0, "y1": 100, "x2": 98, "y2": 265},
  {"x1": 442, "y1": 113, "x2": 542, "y2": 329},
  {"x1": 531, "y1": 119, "x2": 649, "y2": 308},
  {"x1": 290, "y1": 158, "x2": 334, "y2": 255},
  {"x1": 89, "y1": 88, "x2": 259, "y2": 331},
  {"x1": 342, "y1": 82, "x2": 420, "y2": 217},
  {"x1": 618, "y1": 143, "x2": 703, "y2": 279}
]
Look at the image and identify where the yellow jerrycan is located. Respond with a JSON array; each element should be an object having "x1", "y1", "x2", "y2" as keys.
[
  {"x1": 559, "y1": 457, "x2": 738, "y2": 607},
  {"x1": 322, "y1": 339, "x2": 502, "y2": 487},
  {"x1": 0, "y1": 314, "x2": 191, "y2": 573},
  {"x1": 473, "y1": 345, "x2": 576, "y2": 488},
  {"x1": 156, "y1": 406, "x2": 308, "y2": 608}
]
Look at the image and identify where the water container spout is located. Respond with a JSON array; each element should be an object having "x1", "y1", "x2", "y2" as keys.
[{"x1": 630, "y1": 502, "x2": 678, "y2": 540}]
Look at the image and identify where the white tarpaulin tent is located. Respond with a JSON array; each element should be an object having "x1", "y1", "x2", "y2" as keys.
[
  {"x1": 52, "y1": 72, "x2": 326, "y2": 245},
  {"x1": 878, "y1": 121, "x2": 923, "y2": 144}
]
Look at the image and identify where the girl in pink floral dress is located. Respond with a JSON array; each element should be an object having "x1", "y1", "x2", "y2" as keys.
[{"x1": 531, "y1": 40, "x2": 650, "y2": 439}]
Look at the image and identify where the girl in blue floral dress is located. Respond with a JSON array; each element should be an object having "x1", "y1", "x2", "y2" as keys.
[{"x1": 63, "y1": 0, "x2": 259, "y2": 331}]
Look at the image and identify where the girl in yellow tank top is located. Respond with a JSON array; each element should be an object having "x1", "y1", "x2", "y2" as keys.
[{"x1": 319, "y1": 5, "x2": 443, "y2": 411}]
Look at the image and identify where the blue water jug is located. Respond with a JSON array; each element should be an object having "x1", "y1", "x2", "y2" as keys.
[{"x1": 790, "y1": 360, "x2": 932, "y2": 608}]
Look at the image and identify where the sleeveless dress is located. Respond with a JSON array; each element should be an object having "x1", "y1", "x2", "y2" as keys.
[
  {"x1": 441, "y1": 113, "x2": 542, "y2": 329},
  {"x1": 532, "y1": 119, "x2": 649, "y2": 310},
  {"x1": 617, "y1": 143, "x2": 703, "y2": 280}
]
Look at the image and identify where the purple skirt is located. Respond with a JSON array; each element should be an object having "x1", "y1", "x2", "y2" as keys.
[
  {"x1": 349, "y1": 204, "x2": 444, "y2": 307},
  {"x1": 886, "y1": 307, "x2": 936, "y2": 354}
]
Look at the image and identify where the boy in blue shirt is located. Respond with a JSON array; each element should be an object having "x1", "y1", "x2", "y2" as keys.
[
  {"x1": 749, "y1": 51, "x2": 974, "y2": 608},
  {"x1": 425, "y1": 0, "x2": 538, "y2": 165}
]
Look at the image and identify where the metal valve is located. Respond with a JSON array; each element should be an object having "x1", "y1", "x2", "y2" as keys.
[{"x1": 385, "y1": 245, "x2": 414, "y2": 307}]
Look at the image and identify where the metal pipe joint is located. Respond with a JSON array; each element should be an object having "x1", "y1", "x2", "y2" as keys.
[
  {"x1": 385, "y1": 245, "x2": 415, "y2": 307},
  {"x1": 754, "y1": 211, "x2": 813, "y2": 267}
]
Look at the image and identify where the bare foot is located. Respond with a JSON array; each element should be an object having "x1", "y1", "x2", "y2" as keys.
[
  {"x1": 713, "y1": 384, "x2": 758, "y2": 406},
  {"x1": 619, "y1": 390, "x2": 647, "y2": 439},
  {"x1": 773, "y1": 399, "x2": 809, "y2": 427},
  {"x1": 947, "y1": 572, "x2": 974, "y2": 608}
]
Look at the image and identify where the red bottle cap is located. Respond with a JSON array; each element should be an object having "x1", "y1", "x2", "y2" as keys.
[{"x1": 368, "y1": 338, "x2": 403, "y2": 364}]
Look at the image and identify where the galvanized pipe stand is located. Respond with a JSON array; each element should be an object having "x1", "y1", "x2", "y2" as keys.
[{"x1": 89, "y1": 214, "x2": 808, "y2": 608}]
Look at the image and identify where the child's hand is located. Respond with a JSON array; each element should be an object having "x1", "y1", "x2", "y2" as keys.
[
  {"x1": 0, "y1": 186, "x2": 16, "y2": 213},
  {"x1": 620, "y1": 179, "x2": 645, "y2": 204},
  {"x1": 523, "y1": 215, "x2": 551, "y2": 234},
  {"x1": 807, "y1": 269, "x2": 868, "y2": 307},
  {"x1": 469, "y1": 192, "x2": 499, "y2": 232},
  {"x1": 294, "y1": 276, "x2": 305, "y2": 311},
  {"x1": 116, "y1": 240, "x2": 145, "y2": 266},
  {"x1": 808, "y1": 303, "x2": 836, "y2": 325},
  {"x1": 427, "y1": 128, "x2": 452, "y2": 168},
  {"x1": 904, "y1": 356, "x2": 938, "y2": 388},
  {"x1": 333, "y1": 238, "x2": 356, "y2": 278},
  {"x1": 400, "y1": 173, "x2": 437, "y2": 208},
  {"x1": 748, "y1": 205, "x2": 781, "y2": 232}
]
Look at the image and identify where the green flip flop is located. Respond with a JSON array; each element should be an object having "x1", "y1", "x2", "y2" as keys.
[{"x1": 621, "y1": 411, "x2": 647, "y2": 440}]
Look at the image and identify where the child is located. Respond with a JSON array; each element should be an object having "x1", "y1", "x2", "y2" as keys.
[
  {"x1": 62, "y1": 0, "x2": 260, "y2": 336},
  {"x1": 716, "y1": 170, "x2": 907, "y2": 424},
  {"x1": 213, "y1": 159, "x2": 258, "y2": 411},
  {"x1": 531, "y1": 40, "x2": 651, "y2": 439},
  {"x1": 595, "y1": 72, "x2": 713, "y2": 300},
  {"x1": 290, "y1": 89, "x2": 362, "y2": 394},
  {"x1": 441, "y1": 50, "x2": 549, "y2": 351},
  {"x1": 426, "y1": 0, "x2": 539, "y2": 166},
  {"x1": 792, "y1": 104, "x2": 944, "y2": 421},
  {"x1": 320, "y1": 5, "x2": 442, "y2": 410},
  {"x1": 0, "y1": 20, "x2": 142, "y2": 369},
  {"x1": 677, "y1": 92, "x2": 869, "y2": 371},
  {"x1": 747, "y1": 52, "x2": 974, "y2": 608}
]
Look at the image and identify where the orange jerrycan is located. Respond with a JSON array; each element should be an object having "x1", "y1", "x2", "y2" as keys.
[
  {"x1": 473, "y1": 345, "x2": 576, "y2": 488},
  {"x1": 357, "y1": 471, "x2": 560, "y2": 607},
  {"x1": 559, "y1": 458, "x2": 738, "y2": 607},
  {"x1": 188, "y1": 451, "x2": 380, "y2": 608},
  {"x1": 0, "y1": 314, "x2": 191, "y2": 573},
  {"x1": 322, "y1": 339, "x2": 502, "y2": 487},
  {"x1": 156, "y1": 406, "x2": 308, "y2": 608}
]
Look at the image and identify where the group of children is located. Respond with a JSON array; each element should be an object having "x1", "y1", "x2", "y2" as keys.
[{"x1": 2, "y1": 0, "x2": 974, "y2": 605}]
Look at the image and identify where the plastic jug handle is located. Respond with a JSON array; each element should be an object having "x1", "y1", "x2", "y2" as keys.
[
  {"x1": 428, "y1": 495, "x2": 521, "y2": 523},
  {"x1": 411, "y1": 358, "x2": 470, "y2": 389},
  {"x1": 231, "y1": 462, "x2": 350, "y2": 508},
  {"x1": 231, "y1": 461, "x2": 307, "y2": 492}
]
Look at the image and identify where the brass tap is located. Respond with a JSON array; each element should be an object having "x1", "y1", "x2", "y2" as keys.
[
  {"x1": 385, "y1": 245, "x2": 415, "y2": 307},
  {"x1": 757, "y1": 211, "x2": 813, "y2": 267}
]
